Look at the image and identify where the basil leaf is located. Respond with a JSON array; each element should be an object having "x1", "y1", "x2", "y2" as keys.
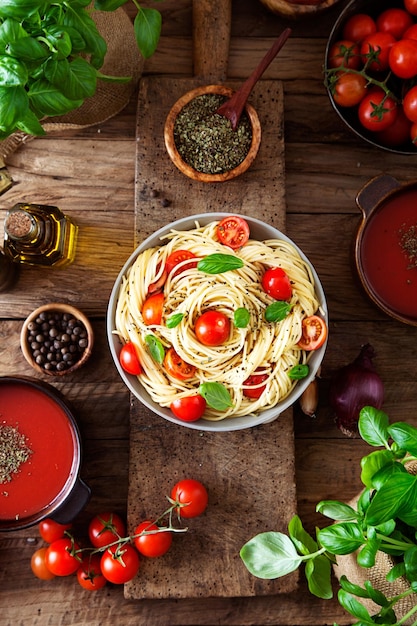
[
  {"x1": 144, "y1": 334, "x2": 165, "y2": 364},
  {"x1": 234, "y1": 307, "x2": 250, "y2": 328},
  {"x1": 265, "y1": 301, "x2": 292, "y2": 322},
  {"x1": 133, "y1": 7, "x2": 162, "y2": 59},
  {"x1": 288, "y1": 364, "x2": 309, "y2": 380},
  {"x1": 198, "y1": 382, "x2": 233, "y2": 411},
  {"x1": 166, "y1": 313, "x2": 184, "y2": 328},
  {"x1": 197, "y1": 253, "x2": 244, "y2": 274},
  {"x1": 240, "y1": 531, "x2": 302, "y2": 579}
]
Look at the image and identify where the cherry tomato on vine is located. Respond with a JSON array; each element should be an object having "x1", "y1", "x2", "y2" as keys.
[
  {"x1": 31, "y1": 547, "x2": 56, "y2": 580},
  {"x1": 404, "y1": 85, "x2": 417, "y2": 123},
  {"x1": 195, "y1": 310, "x2": 230, "y2": 346},
  {"x1": 389, "y1": 39, "x2": 417, "y2": 79},
  {"x1": 77, "y1": 555, "x2": 107, "y2": 591},
  {"x1": 142, "y1": 292, "x2": 164, "y2": 325},
  {"x1": 404, "y1": 23, "x2": 417, "y2": 41},
  {"x1": 358, "y1": 89, "x2": 398, "y2": 132},
  {"x1": 360, "y1": 31, "x2": 396, "y2": 72},
  {"x1": 100, "y1": 544, "x2": 140, "y2": 584},
  {"x1": 39, "y1": 518, "x2": 72, "y2": 544},
  {"x1": 170, "y1": 395, "x2": 206, "y2": 422},
  {"x1": 376, "y1": 8, "x2": 414, "y2": 40},
  {"x1": 328, "y1": 40, "x2": 361, "y2": 69},
  {"x1": 165, "y1": 250, "x2": 198, "y2": 277},
  {"x1": 164, "y1": 347, "x2": 196, "y2": 380},
  {"x1": 133, "y1": 521, "x2": 173, "y2": 558},
  {"x1": 375, "y1": 107, "x2": 412, "y2": 147},
  {"x1": 405, "y1": 0, "x2": 417, "y2": 17},
  {"x1": 88, "y1": 512, "x2": 126, "y2": 549},
  {"x1": 342, "y1": 13, "x2": 377, "y2": 43},
  {"x1": 333, "y1": 72, "x2": 367, "y2": 108},
  {"x1": 262, "y1": 267, "x2": 292, "y2": 300},
  {"x1": 45, "y1": 537, "x2": 81, "y2": 576},
  {"x1": 170, "y1": 479, "x2": 208, "y2": 519},
  {"x1": 243, "y1": 372, "x2": 269, "y2": 399},
  {"x1": 216, "y1": 216, "x2": 250, "y2": 249},
  {"x1": 297, "y1": 315, "x2": 327, "y2": 351},
  {"x1": 119, "y1": 342, "x2": 142, "y2": 376}
]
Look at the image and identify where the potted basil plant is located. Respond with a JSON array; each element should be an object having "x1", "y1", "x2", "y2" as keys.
[
  {"x1": 0, "y1": 0, "x2": 161, "y2": 139},
  {"x1": 241, "y1": 406, "x2": 417, "y2": 625}
]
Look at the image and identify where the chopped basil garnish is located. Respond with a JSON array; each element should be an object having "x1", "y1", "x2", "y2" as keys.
[
  {"x1": 166, "y1": 313, "x2": 184, "y2": 328},
  {"x1": 145, "y1": 334, "x2": 165, "y2": 363},
  {"x1": 198, "y1": 382, "x2": 234, "y2": 411},
  {"x1": 265, "y1": 301, "x2": 292, "y2": 322},
  {"x1": 288, "y1": 364, "x2": 309, "y2": 380},
  {"x1": 197, "y1": 253, "x2": 244, "y2": 274},
  {"x1": 234, "y1": 307, "x2": 250, "y2": 328}
]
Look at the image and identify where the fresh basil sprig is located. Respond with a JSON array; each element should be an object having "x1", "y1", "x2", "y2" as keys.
[
  {"x1": 198, "y1": 382, "x2": 233, "y2": 411},
  {"x1": 144, "y1": 334, "x2": 165, "y2": 363},
  {"x1": 197, "y1": 253, "x2": 244, "y2": 274},
  {"x1": 265, "y1": 301, "x2": 292, "y2": 322},
  {"x1": 234, "y1": 307, "x2": 250, "y2": 328}
]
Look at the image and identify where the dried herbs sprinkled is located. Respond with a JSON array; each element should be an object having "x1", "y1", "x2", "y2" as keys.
[
  {"x1": 399, "y1": 224, "x2": 417, "y2": 269},
  {"x1": 173, "y1": 94, "x2": 252, "y2": 174},
  {"x1": 0, "y1": 423, "x2": 32, "y2": 484}
]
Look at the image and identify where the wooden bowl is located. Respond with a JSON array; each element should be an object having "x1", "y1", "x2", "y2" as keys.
[
  {"x1": 164, "y1": 85, "x2": 262, "y2": 183},
  {"x1": 259, "y1": 0, "x2": 343, "y2": 19},
  {"x1": 21, "y1": 303, "x2": 94, "y2": 376}
]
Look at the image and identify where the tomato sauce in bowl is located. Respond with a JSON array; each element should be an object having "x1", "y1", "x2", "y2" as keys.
[{"x1": 0, "y1": 377, "x2": 88, "y2": 530}]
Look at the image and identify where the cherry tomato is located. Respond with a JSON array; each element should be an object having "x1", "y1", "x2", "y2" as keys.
[
  {"x1": 45, "y1": 537, "x2": 81, "y2": 576},
  {"x1": 376, "y1": 8, "x2": 414, "y2": 40},
  {"x1": 404, "y1": 85, "x2": 417, "y2": 123},
  {"x1": 165, "y1": 250, "x2": 198, "y2": 277},
  {"x1": 77, "y1": 555, "x2": 107, "y2": 591},
  {"x1": 88, "y1": 512, "x2": 126, "y2": 549},
  {"x1": 31, "y1": 547, "x2": 56, "y2": 580},
  {"x1": 375, "y1": 106, "x2": 412, "y2": 147},
  {"x1": 243, "y1": 372, "x2": 269, "y2": 399},
  {"x1": 358, "y1": 89, "x2": 398, "y2": 132},
  {"x1": 297, "y1": 315, "x2": 327, "y2": 351},
  {"x1": 164, "y1": 347, "x2": 196, "y2": 380},
  {"x1": 216, "y1": 216, "x2": 250, "y2": 249},
  {"x1": 148, "y1": 264, "x2": 167, "y2": 294},
  {"x1": 38, "y1": 518, "x2": 72, "y2": 544},
  {"x1": 170, "y1": 479, "x2": 208, "y2": 519},
  {"x1": 328, "y1": 40, "x2": 361, "y2": 69},
  {"x1": 195, "y1": 310, "x2": 230, "y2": 346},
  {"x1": 404, "y1": 23, "x2": 417, "y2": 40},
  {"x1": 342, "y1": 13, "x2": 377, "y2": 43},
  {"x1": 170, "y1": 395, "x2": 207, "y2": 422},
  {"x1": 119, "y1": 342, "x2": 142, "y2": 376},
  {"x1": 133, "y1": 521, "x2": 173, "y2": 558},
  {"x1": 142, "y1": 292, "x2": 164, "y2": 325},
  {"x1": 360, "y1": 32, "x2": 396, "y2": 72},
  {"x1": 261, "y1": 267, "x2": 292, "y2": 301},
  {"x1": 405, "y1": 0, "x2": 417, "y2": 16},
  {"x1": 389, "y1": 39, "x2": 417, "y2": 79},
  {"x1": 100, "y1": 544, "x2": 140, "y2": 584},
  {"x1": 333, "y1": 72, "x2": 367, "y2": 108}
]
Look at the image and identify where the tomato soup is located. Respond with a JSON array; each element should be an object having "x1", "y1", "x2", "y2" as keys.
[
  {"x1": 359, "y1": 188, "x2": 417, "y2": 320},
  {"x1": 0, "y1": 380, "x2": 77, "y2": 523}
]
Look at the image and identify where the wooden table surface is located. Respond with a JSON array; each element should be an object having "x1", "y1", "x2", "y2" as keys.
[{"x1": 1, "y1": 1, "x2": 417, "y2": 624}]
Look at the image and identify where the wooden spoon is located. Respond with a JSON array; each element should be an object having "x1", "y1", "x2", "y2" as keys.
[{"x1": 216, "y1": 27, "x2": 292, "y2": 130}]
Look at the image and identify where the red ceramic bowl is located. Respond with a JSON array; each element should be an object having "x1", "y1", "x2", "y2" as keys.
[{"x1": 0, "y1": 376, "x2": 90, "y2": 531}]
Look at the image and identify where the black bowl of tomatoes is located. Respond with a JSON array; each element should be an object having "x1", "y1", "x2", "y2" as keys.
[{"x1": 325, "y1": 0, "x2": 417, "y2": 154}]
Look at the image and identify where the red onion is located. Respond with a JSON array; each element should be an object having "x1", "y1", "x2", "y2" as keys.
[{"x1": 329, "y1": 344, "x2": 384, "y2": 436}]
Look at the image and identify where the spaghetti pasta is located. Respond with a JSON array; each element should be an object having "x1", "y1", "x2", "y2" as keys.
[{"x1": 113, "y1": 219, "x2": 323, "y2": 421}]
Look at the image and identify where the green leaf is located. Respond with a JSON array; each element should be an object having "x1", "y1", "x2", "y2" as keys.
[
  {"x1": 288, "y1": 515, "x2": 318, "y2": 555},
  {"x1": 371, "y1": 459, "x2": 407, "y2": 491},
  {"x1": 387, "y1": 561, "x2": 406, "y2": 582},
  {"x1": 28, "y1": 78, "x2": 83, "y2": 117},
  {"x1": 16, "y1": 108, "x2": 45, "y2": 136},
  {"x1": 94, "y1": 0, "x2": 127, "y2": 10},
  {"x1": 240, "y1": 531, "x2": 302, "y2": 579},
  {"x1": 133, "y1": 7, "x2": 161, "y2": 59},
  {"x1": 363, "y1": 581, "x2": 389, "y2": 608},
  {"x1": 6, "y1": 37, "x2": 48, "y2": 62},
  {"x1": 356, "y1": 527, "x2": 379, "y2": 568},
  {"x1": 234, "y1": 307, "x2": 250, "y2": 328},
  {"x1": 316, "y1": 500, "x2": 358, "y2": 522},
  {"x1": 198, "y1": 382, "x2": 233, "y2": 411},
  {"x1": 265, "y1": 301, "x2": 292, "y2": 322},
  {"x1": 388, "y1": 422, "x2": 417, "y2": 456},
  {"x1": 0, "y1": 55, "x2": 28, "y2": 86},
  {"x1": 365, "y1": 473, "x2": 417, "y2": 526},
  {"x1": 305, "y1": 553, "x2": 333, "y2": 599},
  {"x1": 0, "y1": 0, "x2": 43, "y2": 20},
  {"x1": 337, "y1": 589, "x2": 373, "y2": 623},
  {"x1": 144, "y1": 334, "x2": 165, "y2": 364},
  {"x1": 62, "y1": 3, "x2": 107, "y2": 68},
  {"x1": 360, "y1": 450, "x2": 397, "y2": 489},
  {"x1": 197, "y1": 253, "x2": 244, "y2": 274},
  {"x1": 288, "y1": 364, "x2": 309, "y2": 380},
  {"x1": 0, "y1": 18, "x2": 28, "y2": 53},
  {"x1": 0, "y1": 85, "x2": 28, "y2": 133},
  {"x1": 64, "y1": 57, "x2": 97, "y2": 99},
  {"x1": 317, "y1": 522, "x2": 364, "y2": 555},
  {"x1": 166, "y1": 313, "x2": 184, "y2": 328},
  {"x1": 44, "y1": 25, "x2": 73, "y2": 59},
  {"x1": 339, "y1": 575, "x2": 371, "y2": 599},
  {"x1": 358, "y1": 406, "x2": 390, "y2": 448}
]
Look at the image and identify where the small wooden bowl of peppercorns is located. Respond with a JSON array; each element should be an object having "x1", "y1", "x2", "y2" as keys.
[{"x1": 20, "y1": 303, "x2": 94, "y2": 376}]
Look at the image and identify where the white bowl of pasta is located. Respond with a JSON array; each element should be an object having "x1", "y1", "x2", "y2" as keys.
[{"x1": 107, "y1": 214, "x2": 328, "y2": 431}]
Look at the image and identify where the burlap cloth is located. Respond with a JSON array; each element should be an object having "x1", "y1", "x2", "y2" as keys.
[
  {"x1": 0, "y1": 6, "x2": 143, "y2": 161},
  {"x1": 333, "y1": 461, "x2": 417, "y2": 624}
]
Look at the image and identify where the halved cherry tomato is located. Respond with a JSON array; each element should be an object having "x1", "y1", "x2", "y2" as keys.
[
  {"x1": 164, "y1": 347, "x2": 196, "y2": 380},
  {"x1": 133, "y1": 521, "x2": 173, "y2": 557},
  {"x1": 170, "y1": 395, "x2": 207, "y2": 422},
  {"x1": 327, "y1": 40, "x2": 361, "y2": 70},
  {"x1": 165, "y1": 250, "x2": 198, "y2": 277},
  {"x1": 262, "y1": 267, "x2": 292, "y2": 301},
  {"x1": 216, "y1": 216, "x2": 250, "y2": 249},
  {"x1": 148, "y1": 264, "x2": 167, "y2": 294},
  {"x1": 195, "y1": 310, "x2": 230, "y2": 346},
  {"x1": 119, "y1": 342, "x2": 142, "y2": 375},
  {"x1": 243, "y1": 372, "x2": 269, "y2": 399},
  {"x1": 142, "y1": 292, "x2": 164, "y2": 325},
  {"x1": 77, "y1": 555, "x2": 107, "y2": 591},
  {"x1": 297, "y1": 315, "x2": 327, "y2": 351}
]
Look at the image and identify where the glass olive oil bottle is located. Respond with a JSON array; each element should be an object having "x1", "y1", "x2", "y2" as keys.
[{"x1": 4, "y1": 203, "x2": 78, "y2": 267}]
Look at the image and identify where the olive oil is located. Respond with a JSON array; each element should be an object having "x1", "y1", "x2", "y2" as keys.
[{"x1": 3, "y1": 203, "x2": 78, "y2": 267}]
